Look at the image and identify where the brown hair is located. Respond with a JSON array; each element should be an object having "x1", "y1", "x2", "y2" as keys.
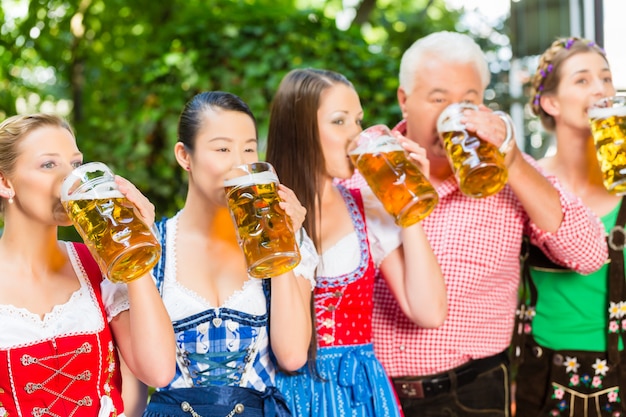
[
  {"x1": 529, "y1": 36, "x2": 608, "y2": 131},
  {"x1": 0, "y1": 113, "x2": 73, "y2": 211},
  {"x1": 266, "y1": 68, "x2": 354, "y2": 252},
  {"x1": 266, "y1": 68, "x2": 355, "y2": 373}
]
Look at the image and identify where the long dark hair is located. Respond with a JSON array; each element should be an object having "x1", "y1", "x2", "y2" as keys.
[
  {"x1": 266, "y1": 68, "x2": 354, "y2": 373},
  {"x1": 266, "y1": 68, "x2": 353, "y2": 252}
]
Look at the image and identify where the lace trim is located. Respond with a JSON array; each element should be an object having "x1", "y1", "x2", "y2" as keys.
[
  {"x1": 0, "y1": 243, "x2": 105, "y2": 348},
  {"x1": 316, "y1": 185, "x2": 370, "y2": 288},
  {"x1": 164, "y1": 213, "x2": 257, "y2": 310}
]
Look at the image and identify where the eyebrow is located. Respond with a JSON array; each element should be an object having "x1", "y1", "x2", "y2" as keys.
[
  {"x1": 208, "y1": 137, "x2": 257, "y2": 143},
  {"x1": 39, "y1": 151, "x2": 83, "y2": 157},
  {"x1": 428, "y1": 88, "x2": 480, "y2": 95}
]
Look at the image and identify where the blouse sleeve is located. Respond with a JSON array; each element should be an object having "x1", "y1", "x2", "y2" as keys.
[
  {"x1": 292, "y1": 227, "x2": 319, "y2": 290},
  {"x1": 361, "y1": 186, "x2": 402, "y2": 267},
  {"x1": 100, "y1": 279, "x2": 130, "y2": 322}
]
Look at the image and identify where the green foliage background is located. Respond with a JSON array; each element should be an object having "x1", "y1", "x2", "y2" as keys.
[{"x1": 1, "y1": 0, "x2": 511, "y2": 238}]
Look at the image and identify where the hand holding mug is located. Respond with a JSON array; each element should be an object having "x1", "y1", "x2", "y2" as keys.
[
  {"x1": 437, "y1": 102, "x2": 512, "y2": 199},
  {"x1": 349, "y1": 124, "x2": 438, "y2": 227},
  {"x1": 461, "y1": 104, "x2": 517, "y2": 166},
  {"x1": 393, "y1": 130, "x2": 431, "y2": 180},
  {"x1": 60, "y1": 162, "x2": 161, "y2": 283},
  {"x1": 277, "y1": 184, "x2": 306, "y2": 232},
  {"x1": 114, "y1": 175, "x2": 156, "y2": 227}
]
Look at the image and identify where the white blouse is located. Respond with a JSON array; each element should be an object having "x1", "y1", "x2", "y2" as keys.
[
  {"x1": 0, "y1": 242, "x2": 130, "y2": 349},
  {"x1": 317, "y1": 186, "x2": 402, "y2": 277},
  {"x1": 159, "y1": 213, "x2": 319, "y2": 321}
]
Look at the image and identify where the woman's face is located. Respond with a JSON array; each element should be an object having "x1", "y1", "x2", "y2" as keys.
[
  {"x1": 550, "y1": 51, "x2": 615, "y2": 131},
  {"x1": 187, "y1": 109, "x2": 258, "y2": 206},
  {"x1": 317, "y1": 83, "x2": 363, "y2": 179},
  {"x1": 9, "y1": 125, "x2": 82, "y2": 226}
]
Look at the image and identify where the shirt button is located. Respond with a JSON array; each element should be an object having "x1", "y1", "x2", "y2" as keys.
[{"x1": 399, "y1": 345, "x2": 405, "y2": 351}]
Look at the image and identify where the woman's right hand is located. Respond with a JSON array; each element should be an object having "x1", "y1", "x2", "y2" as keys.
[
  {"x1": 394, "y1": 131, "x2": 431, "y2": 179},
  {"x1": 277, "y1": 184, "x2": 307, "y2": 231},
  {"x1": 114, "y1": 176, "x2": 156, "y2": 227}
]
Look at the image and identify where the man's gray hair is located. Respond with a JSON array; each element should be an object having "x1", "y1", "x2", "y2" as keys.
[{"x1": 399, "y1": 31, "x2": 491, "y2": 94}]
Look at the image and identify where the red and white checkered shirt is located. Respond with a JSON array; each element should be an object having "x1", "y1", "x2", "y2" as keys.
[{"x1": 340, "y1": 120, "x2": 608, "y2": 377}]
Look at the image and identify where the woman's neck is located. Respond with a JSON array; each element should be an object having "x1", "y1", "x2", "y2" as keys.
[{"x1": 551, "y1": 124, "x2": 604, "y2": 191}]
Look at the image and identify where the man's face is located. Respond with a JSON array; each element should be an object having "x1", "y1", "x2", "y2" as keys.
[{"x1": 398, "y1": 56, "x2": 485, "y2": 181}]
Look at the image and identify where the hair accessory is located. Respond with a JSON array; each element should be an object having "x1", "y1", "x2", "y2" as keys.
[
  {"x1": 564, "y1": 38, "x2": 575, "y2": 49},
  {"x1": 587, "y1": 41, "x2": 606, "y2": 55}
]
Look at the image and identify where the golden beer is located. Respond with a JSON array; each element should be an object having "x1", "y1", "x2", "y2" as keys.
[
  {"x1": 224, "y1": 165, "x2": 301, "y2": 278},
  {"x1": 437, "y1": 103, "x2": 508, "y2": 198},
  {"x1": 63, "y1": 197, "x2": 161, "y2": 283},
  {"x1": 349, "y1": 126, "x2": 438, "y2": 227},
  {"x1": 60, "y1": 162, "x2": 161, "y2": 283},
  {"x1": 589, "y1": 96, "x2": 626, "y2": 195}
]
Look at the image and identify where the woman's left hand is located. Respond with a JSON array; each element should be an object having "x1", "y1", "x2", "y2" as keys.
[
  {"x1": 393, "y1": 130, "x2": 431, "y2": 179},
  {"x1": 278, "y1": 184, "x2": 307, "y2": 231},
  {"x1": 115, "y1": 176, "x2": 156, "y2": 227}
]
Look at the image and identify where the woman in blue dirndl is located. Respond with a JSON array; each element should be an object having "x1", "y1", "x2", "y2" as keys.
[
  {"x1": 134, "y1": 91, "x2": 318, "y2": 417},
  {"x1": 266, "y1": 68, "x2": 447, "y2": 416}
]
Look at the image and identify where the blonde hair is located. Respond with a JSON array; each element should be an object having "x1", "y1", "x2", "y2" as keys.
[
  {"x1": 0, "y1": 113, "x2": 73, "y2": 211},
  {"x1": 529, "y1": 37, "x2": 608, "y2": 131}
]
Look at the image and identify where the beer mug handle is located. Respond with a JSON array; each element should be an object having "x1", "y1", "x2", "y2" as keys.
[{"x1": 495, "y1": 111, "x2": 515, "y2": 155}]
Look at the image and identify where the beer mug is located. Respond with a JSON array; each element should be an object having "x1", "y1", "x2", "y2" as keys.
[
  {"x1": 224, "y1": 162, "x2": 301, "y2": 278},
  {"x1": 589, "y1": 96, "x2": 626, "y2": 195},
  {"x1": 60, "y1": 162, "x2": 161, "y2": 283},
  {"x1": 437, "y1": 102, "x2": 511, "y2": 198},
  {"x1": 348, "y1": 124, "x2": 438, "y2": 227}
]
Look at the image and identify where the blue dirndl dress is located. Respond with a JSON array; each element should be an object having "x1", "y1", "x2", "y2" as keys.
[
  {"x1": 143, "y1": 213, "x2": 292, "y2": 417},
  {"x1": 275, "y1": 187, "x2": 402, "y2": 417}
]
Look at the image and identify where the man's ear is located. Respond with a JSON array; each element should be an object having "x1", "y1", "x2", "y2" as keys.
[{"x1": 398, "y1": 87, "x2": 409, "y2": 119}]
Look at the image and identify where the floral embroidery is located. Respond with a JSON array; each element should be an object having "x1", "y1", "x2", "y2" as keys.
[
  {"x1": 610, "y1": 301, "x2": 621, "y2": 319},
  {"x1": 610, "y1": 320, "x2": 620, "y2": 333},
  {"x1": 565, "y1": 356, "x2": 580, "y2": 373},
  {"x1": 552, "y1": 385, "x2": 565, "y2": 400},
  {"x1": 593, "y1": 359, "x2": 610, "y2": 376},
  {"x1": 592, "y1": 375, "x2": 603, "y2": 388},
  {"x1": 581, "y1": 374, "x2": 592, "y2": 385},
  {"x1": 0, "y1": 388, "x2": 7, "y2": 417},
  {"x1": 523, "y1": 323, "x2": 532, "y2": 334},
  {"x1": 569, "y1": 374, "x2": 580, "y2": 386},
  {"x1": 609, "y1": 388, "x2": 621, "y2": 403},
  {"x1": 103, "y1": 341, "x2": 118, "y2": 417}
]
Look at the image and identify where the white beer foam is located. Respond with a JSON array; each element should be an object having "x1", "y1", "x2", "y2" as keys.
[
  {"x1": 588, "y1": 106, "x2": 626, "y2": 120},
  {"x1": 61, "y1": 178, "x2": 123, "y2": 201},
  {"x1": 349, "y1": 136, "x2": 403, "y2": 155},
  {"x1": 64, "y1": 182, "x2": 124, "y2": 201},
  {"x1": 436, "y1": 103, "x2": 479, "y2": 133},
  {"x1": 224, "y1": 170, "x2": 279, "y2": 188}
]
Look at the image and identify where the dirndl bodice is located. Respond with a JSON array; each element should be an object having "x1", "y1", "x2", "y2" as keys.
[{"x1": 0, "y1": 242, "x2": 124, "y2": 417}]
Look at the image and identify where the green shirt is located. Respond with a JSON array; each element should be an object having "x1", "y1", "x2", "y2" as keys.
[{"x1": 531, "y1": 201, "x2": 621, "y2": 351}]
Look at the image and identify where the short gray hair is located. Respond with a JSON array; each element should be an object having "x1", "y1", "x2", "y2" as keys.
[{"x1": 399, "y1": 31, "x2": 490, "y2": 94}]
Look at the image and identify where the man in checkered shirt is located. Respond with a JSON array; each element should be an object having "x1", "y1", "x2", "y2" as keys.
[{"x1": 341, "y1": 31, "x2": 608, "y2": 416}]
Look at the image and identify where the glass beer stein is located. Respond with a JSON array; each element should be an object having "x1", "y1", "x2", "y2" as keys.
[
  {"x1": 437, "y1": 102, "x2": 511, "y2": 199},
  {"x1": 60, "y1": 162, "x2": 161, "y2": 283},
  {"x1": 224, "y1": 162, "x2": 301, "y2": 278},
  {"x1": 349, "y1": 124, "x2": 438, "y2": 227},
  {"x1": 589, "y1": 96, "x2": 626, "y2": 195}
]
